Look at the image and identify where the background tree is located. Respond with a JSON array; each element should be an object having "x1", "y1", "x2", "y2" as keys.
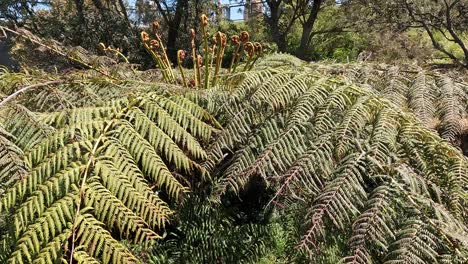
[
  {"x1": 263, "y1": 0, "x2": 302, "y2": 52},
  {"x1": 295, "y1": 0, "x2": 323, "y2": 59},
  {"x1": 1, "y1": 0, "x2": 468, "y2": 67},
  {"x1": 263, "y1": 0, "x2": 351, "y2": 59},
  {"x1": 0, "y1": 0, "x2": 38, "y2": 24},
  {"x1": 153, "y1": 0, "x2": 189, "y2": 64},
  {"x1": 349, "y1": 0, "x2": 468, "y2": 67}
]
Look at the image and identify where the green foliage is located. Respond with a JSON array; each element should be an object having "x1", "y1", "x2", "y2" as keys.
[
  {"x1": 311, "y1": 32, "x2": 368, "y2": 62},
  {"x1": 149, "y1": 195, "x2": 275, "y2": 264},
  {"x1": 276, "y1": 4, "x2": 368, "y2": 62},
  {"x1": 196, "y1": 54, "x2": 468, "y2": 262},
  {"x1": 307, "y1": 63, "x2": 468, "y2": 145},
  {"x1": 1, "y1": 53, "x2": 468, "y2": 263},
  {"x1": 347, "y1": 0, "x2": 468, "y2": 66},
  {"x1": 0, "y1": 69, "x2": 219, "y2": 262},
  {"x1": 430, "y1": 31, "x2": 468, "y2": 63},
  {"x1": 0, "y1": 124, "x2": 26, "y2": 193}
]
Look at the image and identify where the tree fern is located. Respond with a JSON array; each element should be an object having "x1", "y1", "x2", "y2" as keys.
[
  {"x1": 0, "y1": 91, "x2": 218, "y2": 263},
  {"x1": 201, "y1": 57, "x2": 468, "y2": 262},
  {"x1": 1, "y1": 52, "x2": 467, "y2": 263},
  {"x1": 306, "y1": 62, "x2": 468, "y2": 148}
]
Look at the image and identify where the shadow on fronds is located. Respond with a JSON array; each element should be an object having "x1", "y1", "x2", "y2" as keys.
[{"x1": 148, "y1": 194, "x2": 275, "y2": 264}]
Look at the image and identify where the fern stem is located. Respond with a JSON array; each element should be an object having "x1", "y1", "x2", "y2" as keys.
[
  {"x1": 145, "y1": 46, "x2": 170, "y2": 82},
  {"x1": 177, "y1": 51, "x2": 188, "y2": 88},
  {"x1": 68, "y1": 107, "x2": 127, "y2": 262},
  {"x1": 210, "y1": 44, "x2": 216, "y2": 69},
  {"x1": 153, "y1": 53, "x2": 170, "y2": 82},
  {"x1": 196, "y1": 55, "x2": 202, "y2": 88},
  {"x1": 114, "y1": 50, "x2": 130, "y2": 64},
  {"x1": 155, "y1": 34, "x2": 175, "y2": 83},
  {"x1": 190, "y1": 29, "x2": 199, "y2": 87},
  {"x1": 0, "y1": 80, "x2": 64, "y2": 108},
  {"x1": 229, "y1": 44, "x2": 240, "y2": 73},
  {"x1": 213, "y1": 32, "x2": 226, "y2": 86},
  {"x1": 243, "y1": 57, "x2": 254, "y2": 71},
  {"x1": 212, "y1": 46, "x2": 224, "y2": 86},
  {"x1": 201, "y1": 25, "x2": 210, "y2": 89},
  {"x1": 178, "y1": 64, "x2": 188, "y2": 88},
  {"x1": 232, "y1": 43, "x2": 245, "y2": 73},
  {"x1": 246, "y1": 56, "x2": 260, "y2": 71}
]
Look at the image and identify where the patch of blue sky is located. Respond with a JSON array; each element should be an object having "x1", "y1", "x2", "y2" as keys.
[
  {"x1": 222, "y1": 0, "x2": 245, "y2": 20},
  {"x1": 127, "y1": 0, "x2": 245, "y2": 21}
]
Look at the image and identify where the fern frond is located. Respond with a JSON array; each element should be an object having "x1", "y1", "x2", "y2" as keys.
[
  {"x1": 204, "y1": 64, "x2": 468, "y2": 262},
  {"x1": 150, "y1": 195, "x2": 276, "y2": 264},
  {"x1": 343, "y1": 184, "x2": 395, "y2": 263},
  {"x1": 407, "y1": 72, "x2": 436, "y2": 124},
  {"x1": 436, "y1": 76, "x2": 466, "y2": 143},
  {"x1": 0, "y1": 92, "x2": 217, "y2": 263},
  {"x1": 74, "y1": 213, "x2": 141, "y2": 264},
  {"x1": 2, "y1": 105, "x2": 53, "y2": 150},
  {"x1": 2, "y1": 53, "x2": 467, "y2": 263},
  {"x1": 0, "y1": 125, "x2": 27, "y2": 192},
  {"x1": 72, "y1": 250, "x2": 101, "y2": 264},
  {"x1": 383, "y1": 218, "x2": 442, "y2": 264}
]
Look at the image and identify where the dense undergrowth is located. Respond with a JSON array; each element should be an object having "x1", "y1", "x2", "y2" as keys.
[{"x1": 0, "y1": 30, "x2": 467, "y2": 263}]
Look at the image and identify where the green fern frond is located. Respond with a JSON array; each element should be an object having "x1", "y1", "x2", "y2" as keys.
[
  {"x1": 149, "y1": 195, "x2": 276, "y2": 264},
  {"x1": 203, "y1": 64, "x2": 468, "y2": 262},
  {"x1": 0, "y1": 125, "x2": 27, "y2": 192},
  {"x1": 342, "y1": 184, "x2": 395, "y2": 263},
  {"x1": 2, "y1": 105, "x2": 53, "y2": 150},
  {"x1": 72, "y1": 250, "x2": 101, "y2": 264},
  {"x1": 2, "y1": 52, "x2": 467, "y2": 263},
  {"x1": 0, "y1": 91, "x2": 217, "y2": 263}
]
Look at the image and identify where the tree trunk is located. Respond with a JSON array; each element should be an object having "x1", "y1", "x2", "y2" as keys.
[
  {"x1": 117, "y1": 0, "x2": 131, "y2": 27},
  {"x1": 443, "y1": 1, "x2": 468, "y2": 67},
  {"x1": 166, "y1": 0, "x2": 188, "y2": 64},
  {"x1": 265, "y1": 0, "x2": 288, "y2": 52},
  {"x1": 296, "y1": 0, "x2": 322, "y2": 60},
  {"x1": 73, "y1": 0, "x2": 85, "y2": 24},
  {"x1": 296, "y1": 25, "x2": 313, "y2": 59},
  {"x1": 274, "y1": 32, "x2": 288, "y2": 53}
]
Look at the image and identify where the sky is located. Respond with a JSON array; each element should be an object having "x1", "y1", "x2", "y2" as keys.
[
  {"x1": 126, "y1": 0, "x2": 245, "y2": 21},
  {"x1": 221, "y1": 0, "x2": 245, "y2": 20}
]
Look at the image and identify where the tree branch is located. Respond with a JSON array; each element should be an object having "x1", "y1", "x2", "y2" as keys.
[
  {"x1": 154, "y1": 0, "x2": 171, "y2": 25},
  {"x1": 442, "y1": 0, "x2": 468, "y2": 63},
  {"x1": 404, "y1": 0, "x2": 466, "y2": 67}
]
